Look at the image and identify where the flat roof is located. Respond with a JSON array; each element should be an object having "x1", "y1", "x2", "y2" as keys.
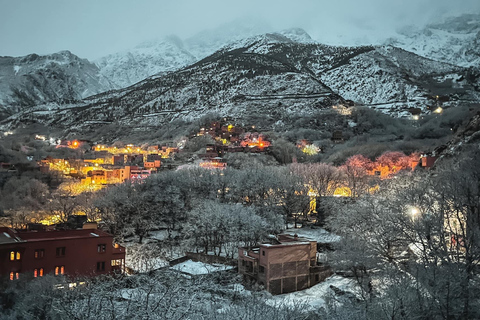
[{"x1": 10, "y1": 229, "x2": 112, "y2": 242}]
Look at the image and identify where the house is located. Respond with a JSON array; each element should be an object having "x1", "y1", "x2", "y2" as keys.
[
  {"x1": 238, "y1": 234, "x2": 332, "y2": 294},
  {"x1": 0, "y1": 226, "x2": 125, "y2": 280},
  {"x1": 331, "y1": 130, "x2": 343, "y2": 143},
  {"x1": 420, "y1": 154, "x2": 437, "y2": 168},
  {"x1": 144, "y1": 160, "x2": 161, "y2": 169},
  {"x1": 119, "y1": 166, "x2": 151, "y2": 182}
]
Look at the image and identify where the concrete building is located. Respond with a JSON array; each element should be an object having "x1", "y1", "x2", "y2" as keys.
[
  {"x1": 238, "y1": 234, "x2": 332, "y2": 294},
  {"x1": 0, "y1": 227, "x2": 125, "y2": 281}
]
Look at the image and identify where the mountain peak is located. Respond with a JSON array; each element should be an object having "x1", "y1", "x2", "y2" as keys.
[{"x1": 277, "y1": 28, "x2": 314, "y2": 43}]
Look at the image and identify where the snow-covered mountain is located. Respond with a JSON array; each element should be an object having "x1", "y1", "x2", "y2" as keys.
[
  {"x1": 95, "y1": 36, "x2": 197, "y2": 89},
  {"x1": 0, "y1": 50, "x2": 114, "y2": 111},
  {"x1": 386, "y1": 14, "x2": 480, "y2": 68},
  {"x1": 184, "y1": 17, "x2": 273, "y2": 60},
  {"x1": 1, "y1": 14, "x2": 479, "y2": 128},
  {"x1": 318, "y1": 46, "x2": 477, "y2": 116},
  {"x1": 4, "y1": 32, "x2": 478, "y2": 133},
  {"x1": 93, "y1": 18, "x2": 277, "y2": 89}
]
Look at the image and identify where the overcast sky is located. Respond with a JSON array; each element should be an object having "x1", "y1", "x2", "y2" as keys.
[{"x1": 1, "y1": 0, "x2": 478, "y2": 60}]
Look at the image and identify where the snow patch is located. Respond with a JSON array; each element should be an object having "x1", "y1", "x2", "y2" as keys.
[{"x1": 170, "y1": 260, "x2": 235, "y2": 275}]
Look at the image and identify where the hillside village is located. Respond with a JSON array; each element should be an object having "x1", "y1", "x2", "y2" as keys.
[{"x1": 0, "y1": 9, "x2": 479, "y2": 320}]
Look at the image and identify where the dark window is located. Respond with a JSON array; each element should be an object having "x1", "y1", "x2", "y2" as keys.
[
  {"x1": 262, "y1": 250, "x2": 265, "y2": 256},
  {"x1": 56, "y1": 247, "x2": 65, "y2": 257},
  {"x1": 242, "y1": 260, "x2": 246, "y2": 266},
  {"x1": 97, "y1": 261, "x2": 105, "y2": 271},
  {"x1": 97, "y1": 244, "x2": 106, "y2": 253},
  {"x1": 315, "y1": 274, "x2": 320, "y2": 282},
  {"x1": 34, "y1": 249, "x2": 45, "y2": 259},
  {"x1": 259, "y1": 265, "x2": 265, "y2": 273}
]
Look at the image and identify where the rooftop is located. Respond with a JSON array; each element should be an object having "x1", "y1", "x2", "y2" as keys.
[
  {"x1": 0, "y1": 227, "x2": 112, "y2": 243},
  {"x1": 0, "y1": 229, "x2": 19, "y2": 244}
]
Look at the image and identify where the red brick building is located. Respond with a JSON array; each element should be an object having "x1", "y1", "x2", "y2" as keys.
[
  {"x1": 238, "y1": 234, "x2": 332, "y2": 294},
  {"x1": 0, "y1": 227, "x2": 125, "y2": 281}
]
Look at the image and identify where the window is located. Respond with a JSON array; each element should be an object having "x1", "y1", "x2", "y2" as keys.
[
  {"x1": 262, "y1": 250, "x2": 265, "y2": 256},
  {"x1": 34, "y1": 249, "x2": 45, "y2": 259},
  {"x1": 9, "y1": 272, "x2": 19, "y2": 280},
  {"x1": 97, "y1": 244, "x2": 106, "y2": 253},
  {"x1": 111, "y1": 259, "x2": 123, "y2": 267},
  {"x1": 259, "y1": 265, "x2": 265, "y2": 273},
  {"x1": 56, "y1": 247, "x2": 66, "y2": 257},
  {"x1": 34, "y1": 268, "x2": 44, "y2": 278},
  {"x1": 10, "y1": 251, "x2": 21, "y2": 261},
  {"x1": 97, "y1": 261, "x2": 105, "y2": 271},
  {"x1": 55, "y1": 266, "x2": 65, "y2": 275}
]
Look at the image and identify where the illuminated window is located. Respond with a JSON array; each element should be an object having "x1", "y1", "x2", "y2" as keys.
[
  {"x1": 111, "y1": 259, "x2": 123, "y2": 266},
  {"x1": 55, "y1": 266, "x2": 65, "y2": 276},
  {"x1": 97, "y1": 244, "x2": 106, "y2": 253},
  {"x1": 97, "y1": 261, "x2": 105, "y2": 271},
  {"x1": 34, "y1": 249, "x2": 45, "y2": 259},
  {"x1": 10, "y1": 251, "x2": 21, "y2": 261},
  {"x1": 34, "y1": 268, "x2": 44, "y2": 278},
  {"x1": 9, "y1": 272, "x2": 19, "y2": 280},
  {"x1": 56, "y1": 247, "x2": 66, "y2": 257}
]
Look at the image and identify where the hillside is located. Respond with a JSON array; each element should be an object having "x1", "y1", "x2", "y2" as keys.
[
  {"x1": 2, "y1": 32, "x2": 479, "y2": 135},
  {"x1": 0, "y1": 51, "x2": 115, "y2": 114},
  {"x1": 387, "y1": 14, "x2": 480, "y2": 68}
]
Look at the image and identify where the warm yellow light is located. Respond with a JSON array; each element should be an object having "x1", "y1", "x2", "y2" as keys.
[
  {"x1": 411, "y1": 208, "x2": 419, "y2": 216},
  {"x1": 334, "y1": 187, "x2": 352, "y2": 197},
  {"x1": 434, "y1": 107, "x2": 443, "y2": 114}
]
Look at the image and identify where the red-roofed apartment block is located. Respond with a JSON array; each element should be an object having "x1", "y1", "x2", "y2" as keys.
[{"x1": 0, "y1": 226, "x2": 125, "y2": 281}]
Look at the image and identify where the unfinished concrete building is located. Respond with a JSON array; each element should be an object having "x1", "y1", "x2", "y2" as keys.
[{"x1": 238, "y1": 234, "x2": 332, "y2": 294}]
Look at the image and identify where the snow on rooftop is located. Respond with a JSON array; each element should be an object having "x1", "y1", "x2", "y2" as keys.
[{"x1": 170, "y1": 260, "x2": 235, "y2": 275}]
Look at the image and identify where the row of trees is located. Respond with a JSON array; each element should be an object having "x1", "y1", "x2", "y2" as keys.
[{"x1": 0, "y1": 272, "x2": 311, "y2": 320}]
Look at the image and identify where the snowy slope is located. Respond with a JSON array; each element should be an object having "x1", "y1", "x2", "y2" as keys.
[
  {"x1": 95, "y1": 36, "x2": 197, "y2": 88},
  {"x1": 0, "y1": 50, "x2": 115, "y2": 109},
  {"x1": 318, "y1": 46, "x2": 477, "y2": 116},
  {"x1": 386, "y1": 14, "x2": 480, "y2": 68},
  {"x1": 2, "y1": 43, "x2": 341, "y2": 131},
  {"x1": 184, "y1": 17, "x2": 273, "y2": 60}
]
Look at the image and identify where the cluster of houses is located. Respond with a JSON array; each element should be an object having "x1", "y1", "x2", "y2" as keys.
[
  {"x1": 1, "y1": 220, "x2": 332, "y2": 297},
  {"x1": 37, "y1": 143, "x2": 183, "y2": 186},
  {"x1": 195, "y1": 121, "x2": 272, "y2": 170}
]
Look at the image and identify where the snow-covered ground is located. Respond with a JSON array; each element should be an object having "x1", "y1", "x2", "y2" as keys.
[
  {"x1": 266, "y1": 275, "x2": 358, "y2": 311},
  {"x1": 284, "y1": 227, "x2": 340, "y2": 243},
  {"x1": 170, "y1": 259, "x2": 235, "y2": 275}
]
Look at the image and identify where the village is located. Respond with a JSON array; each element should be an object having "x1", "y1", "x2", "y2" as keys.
[{"x1": 0, "y1": 117, "x2": 440, "y2": 296}]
